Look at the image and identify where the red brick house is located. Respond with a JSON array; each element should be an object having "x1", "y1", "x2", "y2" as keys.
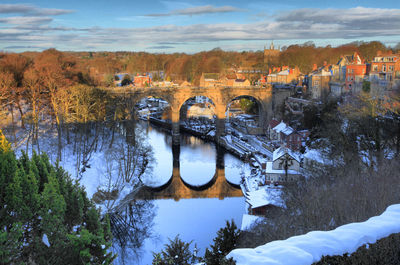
[
  {"x1": 369, "y1": 51, "x2": 400, "y2": 91},
  {"x1": 134, "y1": 74, "x2": 152, "y2": 87},
  {"x1": 344, "y1": 52, "x2": 369, "y2": 92}
]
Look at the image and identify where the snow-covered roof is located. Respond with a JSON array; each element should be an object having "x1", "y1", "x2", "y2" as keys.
[
  {"x1": 241, "y1": 214, "x2": 265, "y2": 231},
  {"x1": 245, "y1": 186, "x2": 285, "y2": 209},
  {"x1": 273, "y1": 121, "x2": 294, "y2": 136},
  {"x1": 228, "y1": 204, "x2": 400, "y2": 265},
  {"x1": 273, "y1": 147, "x2": 301, "y2": 163},
  {"x1": 277, "y1": 69, "x2": 290, "y2": 75}
]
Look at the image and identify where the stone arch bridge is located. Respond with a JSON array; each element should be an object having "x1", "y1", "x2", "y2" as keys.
[{"x1": 110, "y1": 85, "x2": 288, "y2": 143}]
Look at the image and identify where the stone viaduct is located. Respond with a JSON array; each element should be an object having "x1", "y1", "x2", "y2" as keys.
[{"x1": 110, "y1": 85, "x2": 289, "y2": 144}]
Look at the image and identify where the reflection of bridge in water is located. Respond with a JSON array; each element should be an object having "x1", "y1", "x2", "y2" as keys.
[{"x1": 135, "y1": 144, "x2": 243, "y2": 201}]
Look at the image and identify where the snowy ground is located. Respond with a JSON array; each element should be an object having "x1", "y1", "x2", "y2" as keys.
[{"x1": 228, "y1": 204, "x2": 400, "y2": 265}]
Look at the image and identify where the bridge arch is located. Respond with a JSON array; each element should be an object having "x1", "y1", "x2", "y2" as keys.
[{"x1": 225, "y1": 95, "x2": 264, "y2": 128}]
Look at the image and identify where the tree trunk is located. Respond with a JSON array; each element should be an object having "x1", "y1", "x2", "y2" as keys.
[{"x1": 57, "y1": 122, "x2": 62, "y2": 161}]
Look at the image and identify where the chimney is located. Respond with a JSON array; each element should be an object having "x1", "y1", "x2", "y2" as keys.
[{"x1": 312, "y1": 64, "x2": 318, "y2": 71}]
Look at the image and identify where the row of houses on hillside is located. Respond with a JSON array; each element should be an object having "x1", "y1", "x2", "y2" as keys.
[
  {"x1": 259, "y1": 66, "x2": 303, "y2": 86},
  {"x1": 309, "y1": 51, "x2": 400, "y2": 100},
  {"x1": 199, "y1": 73, "x2": 251, "y2": 87}
]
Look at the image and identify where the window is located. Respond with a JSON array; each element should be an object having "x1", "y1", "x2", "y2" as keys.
[
  {"x1": 373, "y1": 65, "x2": 378, "y2": 71},
  {"x1": 383, "y1": 64, "x2": 386, "y2": 72},
  {"x1": 389, "y1": 65, "x2": 394, "y2": 72}
]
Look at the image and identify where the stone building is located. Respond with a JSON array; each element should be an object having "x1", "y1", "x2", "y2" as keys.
[{"x1": 264, "y1": 42, "x2": 280, "y2": 66}]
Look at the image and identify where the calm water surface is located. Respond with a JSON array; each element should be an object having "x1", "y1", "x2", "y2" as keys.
[{"x1": 131, "y1": 121, "x2": 246, "y2": 265}]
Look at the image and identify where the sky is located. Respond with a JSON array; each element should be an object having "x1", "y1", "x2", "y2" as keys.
[{"x1": 0, "y1": 0, "x2": 399, "y2": 53}]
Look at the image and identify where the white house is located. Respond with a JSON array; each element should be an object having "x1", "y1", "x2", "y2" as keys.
[{"x1": 265, "y1": 147, "x2": 302, "y2": 183}]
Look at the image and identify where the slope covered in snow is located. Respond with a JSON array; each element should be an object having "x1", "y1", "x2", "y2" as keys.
[{"x1": 227, "y1": 204, "x2": 400, "y2": 265}]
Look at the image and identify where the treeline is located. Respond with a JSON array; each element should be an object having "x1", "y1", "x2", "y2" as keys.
[{"x1": 2, "y1": 41, "x2": 396, "y2": 88}]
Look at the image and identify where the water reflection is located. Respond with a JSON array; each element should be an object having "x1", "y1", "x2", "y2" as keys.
[
  {"x1": 118, "y1": 120, "x2": 246, "y2": 264},
  {"x1": 136, "y1": 121, "x2": 243, "y2": 201}
]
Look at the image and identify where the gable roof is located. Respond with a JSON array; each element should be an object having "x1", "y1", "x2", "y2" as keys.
[
  {"x1": 269, "y1": 119, "x2": 280, "y2": 129},
  {"x1": 273, "y1": 146, "x2": 301, "y2": 163},
  {"x1": 202, "y1": 73, "x2": 219, "y2": 80},
  {"x1": 273, "y1": 121, "x2": 294, "y2": 136},
  {"x1": 245, "y1": 186, "x2": 285, "y2": 209}
]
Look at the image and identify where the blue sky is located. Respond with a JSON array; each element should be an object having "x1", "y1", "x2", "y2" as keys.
[{"x1": 0, "y1": 0, "x2": 399, "y2": 53}]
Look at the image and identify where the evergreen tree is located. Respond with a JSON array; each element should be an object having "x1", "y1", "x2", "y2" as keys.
[
  {"x1": 152, "y1": 235, "x2": 196, "y2": 265},
  {"x1": 0, "y1": 134, "x2": 115, "y2": 264},
  {"x1": 204, "y1": 220, "x2": 240, "y2": 265}
]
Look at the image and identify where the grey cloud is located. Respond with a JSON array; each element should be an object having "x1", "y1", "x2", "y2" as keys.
[
  {"x1": 145, "y1": 5, "x2": 243, "y2": 17},
  {"x1": 0, "y1": 16, "x2": 53, "y2": 25},
  {"x1": 4, "y1": 45, "x2": 45, "y2": 49},
  {"x1": 0, "y1": 4, "x2": 73, "y2": 16},
  {"x1": 147, "y1": 45, "x2": 175, "y2": 49},
  {"x1": 276, "y1": 7, "x2": 400, "y2": 29}
]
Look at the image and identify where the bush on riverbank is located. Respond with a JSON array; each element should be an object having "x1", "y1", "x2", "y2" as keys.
[{"x1": 0, "y1": 134, "x2": 115, "y2": 264}]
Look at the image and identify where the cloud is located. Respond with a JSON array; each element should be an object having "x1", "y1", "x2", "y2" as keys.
[
  {"x1": 1, "y1": 6, "x2": 400, "y2": 52},
  {"x1": 4, "y1": 45, "x2": 46, "y2": 49},
  {"x1": 145, "y1": 5, "x2": 243, "y2": 17},
  {"x1": 0, "y1": 4, "x2": 73, "y2": 16},
  {"x1": 147, "y1": 45, "x2": 175, "y2": 49},
  {"x1": 0, "y1": 16, "x2": 53, "y2": 25},
  {"x1": 276, "y1": 7, "x2": 400, "y2": 30}
]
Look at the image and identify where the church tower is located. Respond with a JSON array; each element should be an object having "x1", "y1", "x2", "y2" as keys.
[{"x1": 264, "y1": 41, "x2": 280, "y2": 65}]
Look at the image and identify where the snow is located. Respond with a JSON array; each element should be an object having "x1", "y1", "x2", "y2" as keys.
[
  {"x1": 245, "y1": 186, "x2": 285, "y2": 209},
  {"x1": 224, "y1": 153, "x2": 251, "y2": 185},
  {"x1": 241, "y1": 214, "x2": 264, "y2": 231},
  {"x1": 272, "y1": 147, "x2": 300, "y2": 163},
  {"x1": 303, "y1": 149, "x2": 329, "y2": 164},
  {"x1": 228, "y1": 204, "x2": 400, "y2": 265},
  {"x1": 273, "y1": 121, "x2": 294, "y2": 136},
  {"x1": 42, "y1": 234, "x2": 50, "y2": 247}
]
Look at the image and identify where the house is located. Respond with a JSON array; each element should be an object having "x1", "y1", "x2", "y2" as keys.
[
  {"x1": 265, "y1": 66, "x2": 301, "y2": 85},
  {"x1": 308, "y1": 65, "x2": 332, "y2": 99},
  {"x1": 221, "y1": 73, "x2": 251, "y2": 87},
  {"x1": 199, "y1": 73, "x2": 222, "y2": 87},
  {"x1": 276, "y1": 67, "x2": 301, "y2": 84},
  {"x1": 245, "y1": 186, "x2": 285, "y2": 216},
  {"x1": 267, "y1": 118, "x2": 280, "y2": 139},
  {"x1": 342, "y1": 52, "x2": 368, "y2": 93},
  {"x1": 268, "y1": 120, "x2": 304, "y2": 151},
  {"x1": 369, "y1": 51, "x2": 400, "y2": 93},
  {"x1": 134, "y1": 74, "x2": 151, "y2": 87},
  {"x1": 265, "y1": 147, "x2": 302, "y2": 184}
]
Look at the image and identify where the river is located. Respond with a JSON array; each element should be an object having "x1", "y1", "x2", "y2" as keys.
[{"x1": 115, "y1": 121, "x2": 249, "y2": 264}]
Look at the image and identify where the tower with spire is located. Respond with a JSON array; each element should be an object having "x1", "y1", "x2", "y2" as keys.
[{"x1": 264, "y1": 41, "x2": 280, "y2": 65}]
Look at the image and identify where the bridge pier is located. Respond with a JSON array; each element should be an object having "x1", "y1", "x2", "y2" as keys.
[
  {"x1": 171, "y1": 109, "x2": 180, "y2": 145},
  {"x1": 215, "y1": 107, "x2": 226, "y2": 143}
]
